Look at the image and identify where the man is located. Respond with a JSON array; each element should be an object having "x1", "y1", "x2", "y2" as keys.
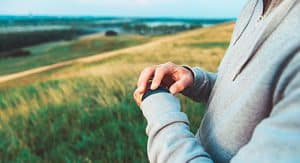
[{"x1": 134, "y1": 0, "x2": 300, "y2": 162}]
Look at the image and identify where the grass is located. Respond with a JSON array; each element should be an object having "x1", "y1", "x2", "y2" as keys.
[
  {"x1": 0, "y1": 77, "x2": 147, "y2": 162},
  {"x1": 0, "y1": 22, "x2": 234, "y2": 162},
  {"x1": 188, "y1": 41, "x2": 230, "y2": 49},
  {"x1": 0, "y1": 34, "x2": 150, "y2": 76},
  {"x1": 0, "y1": 76, "x2": 205, "y2": 162}
]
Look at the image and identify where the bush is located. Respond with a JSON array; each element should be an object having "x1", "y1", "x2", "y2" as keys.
[
  {"x1": 0, "y1": 49, "x2": 31, "y2": 59},
  {"x1": 105, "y1": 30, "x2": 118, "y2": 37},
  {"x1": 0, "y1": 29, "x2": 80, "y2": 53}
]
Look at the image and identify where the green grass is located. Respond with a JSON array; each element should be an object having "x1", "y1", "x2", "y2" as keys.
[
  {"x1": 0, "y1": 35, "x2": 150, "y2": 76},
  {"x1": 0, "y1": 76, "x2": 205, "y2": 162},
  {"x1": 189, "y1": 41, "x2": 230, "y2": 49}
]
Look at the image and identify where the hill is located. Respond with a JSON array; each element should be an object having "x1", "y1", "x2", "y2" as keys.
[
  {"x1": 0, "y1": 22, "x2": 234, "y2": 162},
  {"x1": 0, "y1": 34, "x2": 151, "y2": 76}
]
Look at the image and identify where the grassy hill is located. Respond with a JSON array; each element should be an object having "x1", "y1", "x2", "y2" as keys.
[
  {"x1": 0, "y1": 23, "x2": 234, "y2": 162},
  {"x1": 0, "y1": 34, "x2": 151, "y2": 76}
]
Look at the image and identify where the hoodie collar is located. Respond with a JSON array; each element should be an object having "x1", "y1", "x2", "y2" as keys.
[{"x1": 263, "y1": 0, "x2": 283, "y2": 16}]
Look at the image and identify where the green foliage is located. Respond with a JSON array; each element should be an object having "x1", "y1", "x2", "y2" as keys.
[
  {"x1": 123, "y1": 23, "x2": 202, "y2": 35},
  {"x1": 0, "y1": 102, "x2": 147, "y2": 162},
  {"x1": 0, "y1": 29, "x2": 79, "y2": 53},
  {"x1": 189, "y1": 41, "x2": 230, "y2": 49},
  {"x1": 0, "y1": 77, "x2": 205, "y2": 162}
]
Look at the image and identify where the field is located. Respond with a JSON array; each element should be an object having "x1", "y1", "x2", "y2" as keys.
[
  {"x1": 0, "y1": 34, "x2": 150, "y2": 76},
  {"x1": 1, "y1": 16, "x2": 221, "y2": 55},
  {"x1": 0, "y1": 22, "x2": 234, "y2": 162}
]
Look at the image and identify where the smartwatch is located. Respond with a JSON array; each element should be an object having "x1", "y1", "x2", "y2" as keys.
[{"x1": 141, "y1": 87, "x2": 170, "y2": 101}]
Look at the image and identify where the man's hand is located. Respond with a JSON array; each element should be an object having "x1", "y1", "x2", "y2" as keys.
[{"x1": 133, "y1": 62, "x2": 194, "y2": 106}]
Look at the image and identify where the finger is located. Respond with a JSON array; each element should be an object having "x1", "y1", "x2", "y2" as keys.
[
  {"x1": 169, "y1": 78, "x2": 188, "y2": 94},
  {"x1": 137, "y1": 66, "x2": 156, "y2": 93},
  {"x1": 133, "y1": 89, "x2": 142, "y2": 107},
  {"x1": 151, "y1": 66, "x2": 170, "y2": 90},
  {"x1": 161, "y1": 75, "x2": 175, "y2": 88}
]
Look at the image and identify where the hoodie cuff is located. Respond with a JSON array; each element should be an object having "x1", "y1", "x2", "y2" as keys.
[
  {"x1": 140, "y1": 90, "x2": 190, "y2": 133},
  {"x1": 181, "y1": 67, "x2": 207, "y2": 99},
  {"x1": 141, "y1": 91, "x2": 181, "y2": 121}
]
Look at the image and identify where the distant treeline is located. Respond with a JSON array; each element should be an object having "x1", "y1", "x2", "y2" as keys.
[
  {"x1": 0, "y1": 16, "x2": 234, "y2": 27},
  {"x1": 123, "y1": 24, "x2": 202, "y2": 35},
  {"x1": 0, "y1": 16, "x2": 117, "y2": 27},
  {"x1": 0, "y1": 28, "x2": 90, "y2": 56}
]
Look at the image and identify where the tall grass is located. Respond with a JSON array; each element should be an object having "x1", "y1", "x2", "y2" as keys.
[{"x1": 0, "y1": 75, "x2": 204, "y2": 162}]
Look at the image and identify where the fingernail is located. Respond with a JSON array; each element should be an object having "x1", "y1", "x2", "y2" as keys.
[{"x1": 150, "y1": 83, "x2": 157, "y2": 90}]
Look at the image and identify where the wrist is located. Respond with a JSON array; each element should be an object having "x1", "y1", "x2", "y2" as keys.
[
  {"x1": 181, "y1": 67, "x2": 207, "y2": 97},
  {"x1": 181, "y1": 65, "x2": 196, "y2": 93},
  {"x1": 140, "y1": 88, "x2": 181, "y2": 122},
  {"x1": 182, "y1": 65, "x2": 195, "y2": 84},
  {"x1": 142, "y1": 87, "x2": 170, "y2": 101}
]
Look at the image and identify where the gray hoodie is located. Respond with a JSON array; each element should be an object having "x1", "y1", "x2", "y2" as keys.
[{"x1": 140, "y1": 0, "x2": 300, "y2": 162}]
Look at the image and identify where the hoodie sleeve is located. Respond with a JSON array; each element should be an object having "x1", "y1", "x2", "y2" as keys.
[
  {"x1": 140, "y1": 90, "x2": 213, "y2": 163},
  {"x1": 181, "y1": 67, "x2": 217, "y2": 103}
]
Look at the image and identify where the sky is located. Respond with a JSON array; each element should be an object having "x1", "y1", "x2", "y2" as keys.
[{"x1": 0, "y1": 0, "x2": 246, "y2": 18}]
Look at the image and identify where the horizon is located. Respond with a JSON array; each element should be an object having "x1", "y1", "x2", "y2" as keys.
[
  {"x1": 0, "y1": 0, "x2": 245, "y2": 19},
  {"x1": 0, "y1": 15, "x2": 237, "y2": 20}
]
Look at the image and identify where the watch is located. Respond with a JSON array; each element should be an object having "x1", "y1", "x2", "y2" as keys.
[{"x1": 142, "y1": 87, "x2": 170, "y2": 101}]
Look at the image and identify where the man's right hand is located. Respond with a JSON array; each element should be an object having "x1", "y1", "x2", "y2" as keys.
[{"x1": 133, "y1": 62, "x2": 194, "y2": 106}]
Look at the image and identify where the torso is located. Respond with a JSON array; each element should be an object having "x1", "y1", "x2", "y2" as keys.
[{"x1": 196, "y1": 0, "x2": 299, "y2": 162}]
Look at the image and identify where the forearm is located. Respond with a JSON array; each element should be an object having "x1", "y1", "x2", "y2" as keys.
[
  {"x1": 182, "y1": 67, "x2": 217, "y2": 103},
  {"x1": 140, "y1": 89, "x2": 213, "y2": 163}
]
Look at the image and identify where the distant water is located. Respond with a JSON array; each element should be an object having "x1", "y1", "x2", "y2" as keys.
[
  {"x1": 0, "y1": 25, "x2": 71, "y2": 34},
  {"x1": 0, "y1": 16, "x2": 234, "y2": 35}
]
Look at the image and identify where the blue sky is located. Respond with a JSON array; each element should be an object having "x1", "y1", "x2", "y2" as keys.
[{"x1": 0, "y1": 0, "x2": 246, "y2": 18}]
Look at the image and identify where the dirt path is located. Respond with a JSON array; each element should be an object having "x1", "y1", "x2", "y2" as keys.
[{"x1": 0, "y1": 33, "x2": 190, "y2": 84}]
